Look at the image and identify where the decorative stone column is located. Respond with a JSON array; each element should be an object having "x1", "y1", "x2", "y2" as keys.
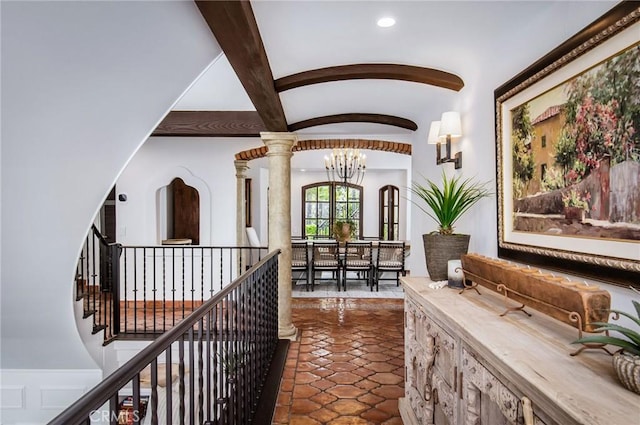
[
  {"x1": 234, "y1": 160, "x2": 249, "y2": 270},
  {"x1": 262, "y1": 132, "x2": 298, "y2": 340}
]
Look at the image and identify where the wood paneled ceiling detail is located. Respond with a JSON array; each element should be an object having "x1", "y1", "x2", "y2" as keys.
[
  {"x1": 189, "y1": 2, "x2": 465, "y2": 137},
  {"x1": 274, "y1": 64, "x2": 465, "y2": 92},
  {"x1": 288, "y1": 113, "x2": 417, "y2": 132},
  {"x1": 195, "y1": 1, "x2": 287, "y2": 131},
  {"x1": 152, "y1": 111, "x2": 415, "y2": 137},
  {"x1": 235, "y1": 139, "x2": 412, "y2": 161},
  {"x1": 152, "y1": 111, "x2": 266, "y2": 137}
]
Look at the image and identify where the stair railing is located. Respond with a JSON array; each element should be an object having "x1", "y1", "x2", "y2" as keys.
[
  {"x1": 76, "y1": 225, "x2": 120, "y2": 341},
  {"x1": 118, "y1": 245, "x2": 267, "y2": 337},
  {"x1": 53, "y1": 250, "x2": 280, "y2": 425},
  {"x1": 76, "y1": 225, "x2": 268, "y2": 343}
]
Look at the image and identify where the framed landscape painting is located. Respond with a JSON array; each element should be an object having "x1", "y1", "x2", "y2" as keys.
[{"x1": 495, "y1": 3, "x2": 640, "y2": 287}]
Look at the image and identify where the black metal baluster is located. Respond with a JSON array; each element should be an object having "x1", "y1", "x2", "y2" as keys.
[
  {"x1": 200, "y1": 247, "x2": 204, "y2": 302},
  {"x1": 188, "y1": 328, "x2": 195, "y2": 425},
  {"x1": 132, "y1": 374, "x2": 141, "y2": 425},
  {"x1": 213, "y1": 304, "x2": 220, "y2": 423},
  {"x1": 150, "y1": 358, "x2": 158, "y2": 425},
  {"x1": 143, "y1": 247, "x2": 147, "y2": 334},
  {"x1": 133, "y1": 248, "x2": 138, "y2": 334},
  {"x1": 205, "y1": 310, "x2": 212, "y2": 422},
  {"x1": 181, "y1": 247, "x2": 185, "y2": 321},
  {"x1": 179, "y1": 337, "x2": 185, "y2": 425},
  {"x1": 209, "y1": 248, "x2": 214, "y2": 299},
  {"x1": 111, "y1": 244, "x2": 121, "y2": 340},
  {"x1": 191, "y1": 248, "x2": 195, "y2": 317},
  {"x1": 162, "y1": 247, "x2": 166, "y2": 333},
  {"x1": 219, "y1": 250, "x2": 223, "y2": 291},
  {"x1": 165, "y1": 348, "x2": 173, "y2": 425},
  {"x1": 198, "y1": 319, "x2": 204, "y2": 425},
  {"x1": 109, "y1": 392, "x2": 119, "y2": 425},
  {"x1": 91, "y1": 233, "x2": 97, "y2": 331},
  {"x1": 153, "y1": 247, "x2": 157, "y2": 334},
  {"x1": 172, "y1": 248, "x2": 176, "y2": 327}
]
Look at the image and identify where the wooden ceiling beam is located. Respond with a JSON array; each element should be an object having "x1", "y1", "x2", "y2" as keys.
[
  {"x1": 288, "y1": 113, "x2": 417, "y2": 132},
  {"x1": 152, "y1": 111, "x2": 266, "y2": 137},
  {"x1": 275, "y1": 64, "x2": 464, "y2": 92},
  {"x1": 195, "y1": 1, "x2": 288, "y2": 131}
]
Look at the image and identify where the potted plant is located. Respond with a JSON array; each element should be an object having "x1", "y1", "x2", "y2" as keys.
[
  {"x1": 573, "y1": 296, "x2": 640, "y2": 394},
  {"x1": 410, "y1": 171, "x2": 491, "y2": 282},
  {"x1": 332, "y1": 218, "x2": 356, "y2": 243},
  {"x1": 562, "y1": 188, "x2": 590, "y2": 221}
]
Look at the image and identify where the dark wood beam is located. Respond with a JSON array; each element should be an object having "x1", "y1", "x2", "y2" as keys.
[
  {"x1": 195, "y1": 1, "x2": 287, "y2": 131},
  {"x1": 288, "y1": 113, "x2": 417, "y2": 132},
  {"x1": 152, "y1": 111, "x2": 266, "y2": 137},
  {"x1": 275, "y1": 64, "x2": 464, "y2": 92}
]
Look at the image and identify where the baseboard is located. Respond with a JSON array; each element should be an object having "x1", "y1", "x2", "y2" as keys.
[
  {"x1": 253, "y1": 340, "x2": 290, "y2": 425},
  {"x1": 0, "y1": 369, "x2": 101, "y2": 425}
]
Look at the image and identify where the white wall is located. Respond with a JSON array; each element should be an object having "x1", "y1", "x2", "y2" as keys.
[
  {"x1": 117, "y1": 137, "x2": 261, "y2": 246},
  {"x1": 403, "y1": 2, "x2": 637, "y2": 317},
  {"x1": 1, "y1": 1, "x2": 220, "y2": 423},
  {"x1": 118, "y1": 136, "x2": 412, "y2": 244}
]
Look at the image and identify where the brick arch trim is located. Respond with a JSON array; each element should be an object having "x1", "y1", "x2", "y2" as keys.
[{"x1": 234, "y1": 139, "x2": 412, "y2": 161}]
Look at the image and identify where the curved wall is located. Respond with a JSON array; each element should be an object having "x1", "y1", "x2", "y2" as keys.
[{"x1": 1, "y1": 2, "x2": 220, "y2": 422}]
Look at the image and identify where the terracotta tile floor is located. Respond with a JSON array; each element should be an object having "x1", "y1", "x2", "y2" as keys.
[{"x1": 273, "y1": 298, "x2": 405, "y2": 425}]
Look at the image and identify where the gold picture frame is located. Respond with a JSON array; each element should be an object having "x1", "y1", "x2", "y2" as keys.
[{"x1": 494, "y1": 2, "x2": 640, "y2": 287}]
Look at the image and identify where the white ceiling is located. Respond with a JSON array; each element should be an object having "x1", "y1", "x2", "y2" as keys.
[{"x1": 175, "y1": 1, "x2": 617, "y2": 136}]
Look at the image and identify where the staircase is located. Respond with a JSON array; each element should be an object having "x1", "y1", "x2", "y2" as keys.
[{"x1": 75, "y1": 225, "x2": 119, "y2": 343}]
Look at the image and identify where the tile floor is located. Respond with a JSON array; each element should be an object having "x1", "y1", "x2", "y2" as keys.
[{"x1": 273, "y1": 297, "x2": 405, "y2": 425}]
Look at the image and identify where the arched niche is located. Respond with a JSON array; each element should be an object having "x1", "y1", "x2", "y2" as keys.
[
  {"x1": 147, "y1": 166, "x2": 212, "y2": 245},
  {"x1": 157, "y1": 178, "x2": 200, "y2": 244}
]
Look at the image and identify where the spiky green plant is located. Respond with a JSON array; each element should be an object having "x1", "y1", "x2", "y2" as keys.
[
  {"x1": 573, "y1": 298, "x2": 640, "y2": 356},
  {"x1": 410, "y1": 171, "x2": 492, "y2": 235}
]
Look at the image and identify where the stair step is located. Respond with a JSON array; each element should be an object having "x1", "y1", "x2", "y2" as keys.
[{"x1": 92, "y1": 324, "x2": 107, "y2": 335}]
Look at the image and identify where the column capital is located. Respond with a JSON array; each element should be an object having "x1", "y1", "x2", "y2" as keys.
[
  {"x1": 234, "y1": 159, "x2": 250, "y2": 179},
  {"x1": 261, "y1": 132, "x2": 298, "y2": 155}
]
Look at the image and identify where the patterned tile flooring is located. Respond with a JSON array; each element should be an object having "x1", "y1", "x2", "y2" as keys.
[{"x1": 273, "y1": 298, "x2": 405, "y2": 425}]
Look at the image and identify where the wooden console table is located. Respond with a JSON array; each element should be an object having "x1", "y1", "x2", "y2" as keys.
[{"x1": 400, "y1": 276, "x2": 638, "y2": 425}]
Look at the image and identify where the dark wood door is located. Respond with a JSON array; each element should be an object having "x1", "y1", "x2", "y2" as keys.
[{"x1": 171, "y1": 178, "x2": 199, "y2": 244}]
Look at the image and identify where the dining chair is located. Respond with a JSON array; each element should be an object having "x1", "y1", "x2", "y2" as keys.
[
  {"x1": 342, "y1": 241, "x2": 374, "y2": 291},
  {"x1": 245, "y1": 227, "x2": 262, "y2": 268},
  {"x1": 291, "y1": 241, "x2": 310, "y2": 291},
  {"x1": 374, "y1": 241, "x2": 406, "y2": 291},
  {"x1": 310, "y1": 241, "x2": 341, "y2": 291}
]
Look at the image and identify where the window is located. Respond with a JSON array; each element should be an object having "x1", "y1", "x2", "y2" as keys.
[
  {"x1": 379, "y1": 185, "x2": 399, "y2": 240},
  {"x1": 302, "y1": 182, "x2": 363, "y2": 239},
  {"x1": 541, "y1": 135, "x2": 547, "y2": 148},
  {"x1": 541, "y1": 163, "x2": 548, "y2": 182}
]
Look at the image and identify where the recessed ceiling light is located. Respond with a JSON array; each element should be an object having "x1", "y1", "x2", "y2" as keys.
[{"x1": 377, "y1": 17, "x2": 395, "y2": 28}]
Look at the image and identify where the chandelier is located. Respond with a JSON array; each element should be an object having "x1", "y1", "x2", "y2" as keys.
[{"x1": 324, "y1": 148, "x2": 366, "y2": 185}]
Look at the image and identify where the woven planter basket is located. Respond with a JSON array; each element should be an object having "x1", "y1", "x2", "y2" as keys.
[
  {"x1": 423, "y1": 233, "x2": 470, "y2": 281},
  {"x1": 613, "y1": 350, "x2": 640, "y2": 394}
]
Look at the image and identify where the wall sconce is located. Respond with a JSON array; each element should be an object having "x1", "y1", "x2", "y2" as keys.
[{"x1": 428, "y1": 111, "x2": 462, "y2": 169}]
